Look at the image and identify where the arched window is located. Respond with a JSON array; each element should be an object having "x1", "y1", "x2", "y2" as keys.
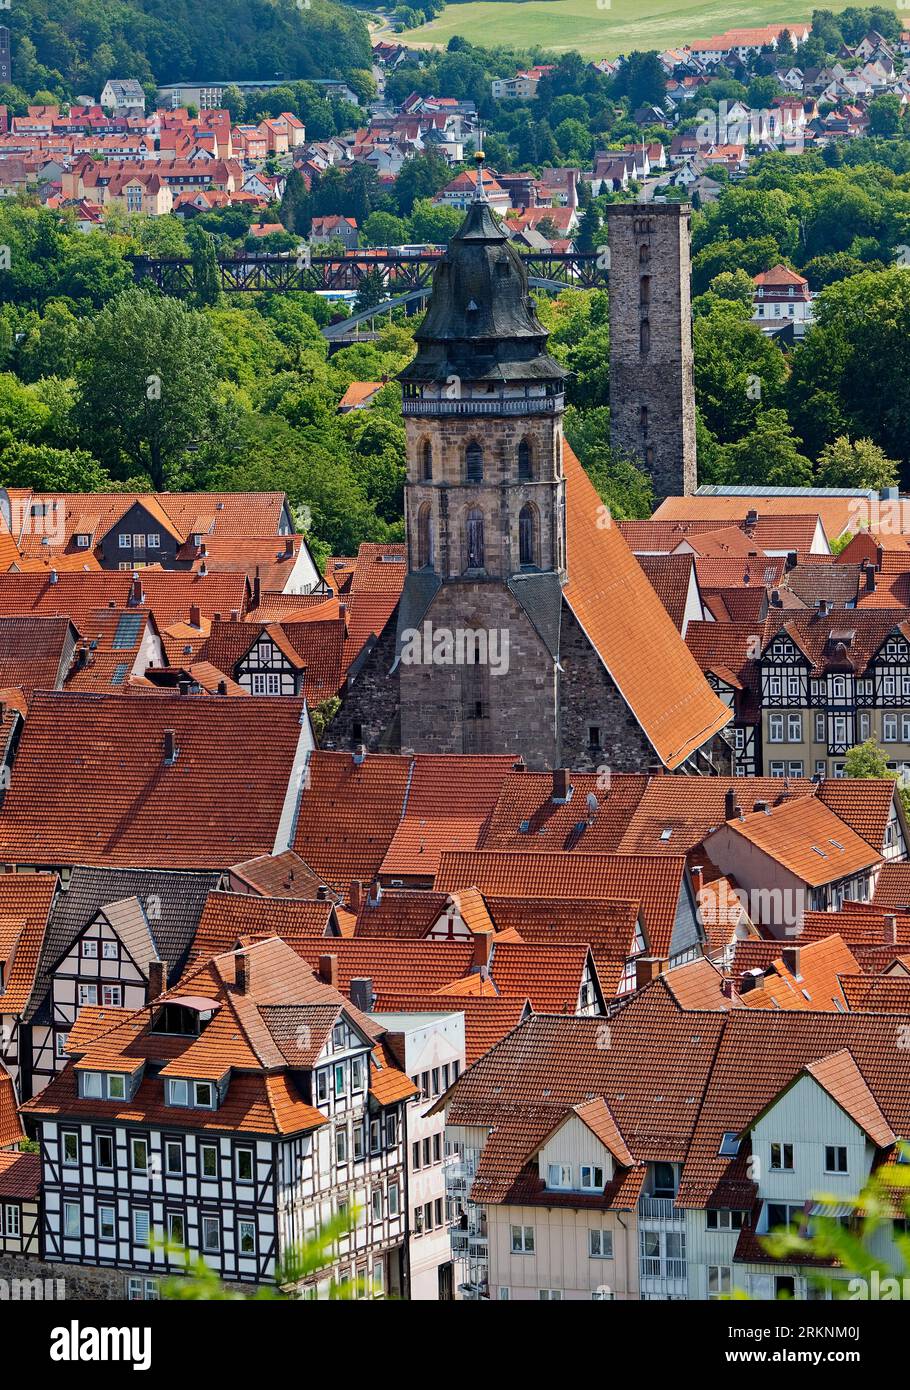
[
  {"x1": 466, "y1": 509, "x2": 485, "y2": 568},
  {"x1": 518, "y1": 439, "x2": 532, "y2": 481},
  {"x1": 417, "y1": 502, "x2": 434, "y2": 568},
  {"x1": 640, "y1": 405, "x2": 649, "y2": 433},
  {"x1": 639, "y1": 275, "x2": 651, "y2": 307},
  {"x1": 466, "y1": 441, "x2": 484, "y2": 483},
  {"x1": 640, "y1": 318, "x2": 651, "y2": 354},
  {"x1": 639, "y1": 243, "x2": 650, "y2": 264},
  {"x1": 518, "y1": 504, "x2": 536, "y2": 567},
  {"x1": 421, "y1": 440, "x2": 432, "y2": 481}
]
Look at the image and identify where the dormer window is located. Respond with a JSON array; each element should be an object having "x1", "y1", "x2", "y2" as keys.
[
  {"x1": 547, "y1": 1163, "x2": 572, "y2": 1189},
  {"x1": 76, "y1": 534, "x2": 91, "y2": 549},
  {"x1": 580, "y1": 1165, "x2": 604, "y2": 1190},
  {"x1": 167, "y1": 1078, "x2": 216, "y2": 1109},
  {"x1": 79, "y1": 1071, "x2": 127, "y2": 1100},
  {"x1": 152, "y1": 999, "x2": 218, "y2": 1035}
]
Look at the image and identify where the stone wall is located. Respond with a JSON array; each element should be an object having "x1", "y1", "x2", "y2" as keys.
[
  {"x1": 398, "y1": 580, "x2": 559, "y2": 767},
  {"x1": 557, "y1": 602, "x2": 656, "y2": 771},
  {"x1": 328, "y1": 615, "x2": 401, "y2": 753},
  {"x1": 405, "y1": 411, "x2": 566, "y2": 580},
  {"x1": 606, "y1": 203, "x2": 697, "y2": 504},
  {"x1": 0, "y1": 1252, "x2": 249, "y2": 1300}
]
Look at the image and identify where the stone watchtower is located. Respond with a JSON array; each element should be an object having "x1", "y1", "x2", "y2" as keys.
[
  {"x1": 606, "y1": 203, "x2": 697, "y2": 503},
  {"x1": 395, "y1": 164, "x2": 569, "y2": 761}
]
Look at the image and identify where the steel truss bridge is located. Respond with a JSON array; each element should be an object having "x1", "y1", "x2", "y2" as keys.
[{"x1": 132, "y1": 248, "x2": 607, "y2": 296}]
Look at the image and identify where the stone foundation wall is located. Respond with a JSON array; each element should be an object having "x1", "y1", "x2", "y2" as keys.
[{"x1": 0, "y1": 1252, "x2": 254, "y2": 1300}]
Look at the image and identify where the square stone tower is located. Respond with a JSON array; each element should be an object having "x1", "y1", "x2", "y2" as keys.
[{"x1": 606, "y1": 203, "x2": 697, "y2": 503}]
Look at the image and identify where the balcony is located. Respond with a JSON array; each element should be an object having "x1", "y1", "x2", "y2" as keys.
[
  {"x1": 402, "y1": 394, "x2": 564, "y2": 419},
  {"x1": 638, "y1": 1196, "x2": 683, "y2": 1223},
  {"x1": 450, "y1": 1232, "x2": 469, "y2": 1256}
]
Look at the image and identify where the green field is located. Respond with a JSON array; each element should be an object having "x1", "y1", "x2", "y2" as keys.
[{"x1": 394, "y1": 0, "x2": 859, "y2": 60}]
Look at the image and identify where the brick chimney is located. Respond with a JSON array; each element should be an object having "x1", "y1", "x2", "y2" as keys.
[
  {"x1": 551, "y1": 768, "x2": 571, "y2": 803},
  {"x1": 635, "y1": 956, "x2": 662, "y2": 990},
  {"x1": 318, "y1": 953, "x2": 338, "y2": 987},
  {"x1": 739, "y1": 968, "x2": 764, "y2": 994},
  {"x1": 884, "y1": 913, "x2": 898, "y2": 946},
  {"x1": 785, "y1": 550, "x2": 797, "y2": 571},
  {"x1": 472, "y1": 931, "x2": 493, "y2": 972},
  {"x1": 216, "y1": 680, "x2": 227, "y2": 695},
  {"x1": 235, "y1": 950, "x2": 249, "y2": 994},
  {"x1": 349, "y1": 880, "x2": 363, "y2": 914},
  {"x1": 130, "y1": 573, "x2": 144, "y2": 605},
  {"x1": 252, "y1": 570, "x2": 261, "y2": 608},
  {"x1": 864, "y1": 561, "x2": 876, "y2": 593},
  {"x1": 147, "y1": 959, "x2": 167, "y2": 1000},
  {"x1": 724, "y1": 787, "x2": 739, "y2": 821},
  {"x1": 189, "y1": 603, "x2": 201, "y2": 628}
]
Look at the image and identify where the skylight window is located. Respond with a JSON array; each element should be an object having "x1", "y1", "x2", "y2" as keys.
[
  {"x1": 719, "y1": 1132, "x2": 741, "y2": 1157},
  {"x1": 110, "y1": 663, "x2": 129, "y2": 686},
  {"x1": 660, "y1": 827, "x2": 673, "y2": 841},
  {"x1": 112, "y1": 613, "x2": 142, "y2": 649}
]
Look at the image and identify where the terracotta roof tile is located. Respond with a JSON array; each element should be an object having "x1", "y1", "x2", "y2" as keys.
[
  {"x1": 654, "y1": 494, "x2": 862, "y2": 547},
  {"x1": 480, "y1": 770, "x2": 650, "y2": 854},
  {"x1": 0, "y1": 1065, "x2": 24, "y2": 1147},
  {"x1": 0, "y1": 873, "x2": 58, "y2": 1015},
  {"x1": 705, "y1": 796, "x2": 881, "y2": 887},
  {"x1": 0, "y1": 692, "x2": 308, "y2": 869},
  {"x1": 0, "y1": 1150, "x2": 40, "y2": 1200},
  {"x1": 618, "y1": 777, "x2": 816, "y2": 857},
  {"x1": 292, "y1": 750, "x2": 414, "y2": 890},
  {"x1": 563, "y1": 446, "x2": 730, "y2": 768},
  {"x1": 379, "y1": 755, "x2": 515, "y2": 879},
  {"x1": 635, "y1": 553, "x2": 696, "y2": 632},
  {"x1": 874, "y1": 863, "x2": 910, "y2": 910},
  {"x1": 436, "y1": 850, "x2": 687, "y2": 958},
  {"x1": 189, "y1": 891, "x2": 337, "y2": 963}
]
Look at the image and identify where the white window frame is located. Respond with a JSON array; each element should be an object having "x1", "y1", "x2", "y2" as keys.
[{"x1": 589, "y1": 1228, "x2": 613, "y2": 1259}]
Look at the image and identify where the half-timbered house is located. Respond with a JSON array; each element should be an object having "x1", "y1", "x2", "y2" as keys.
[
  {"x1": 23, "y1": 866, "x2": 220, "y2": 1099},
  {"x1": 21, "y1": 938, "x2": 416, "y2": 1298}
]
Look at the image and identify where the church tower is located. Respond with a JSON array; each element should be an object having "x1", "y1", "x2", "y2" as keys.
[
  {"x1": 395, "y1": 159, "x2": 569, "y2": 762},
  {"x1": 606, "y1": 203, "x2": 697, "y2": 503}
]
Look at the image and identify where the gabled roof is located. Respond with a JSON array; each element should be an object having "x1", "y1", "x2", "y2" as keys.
[
  {"x1": 0, "y1": 615, "x2": 76, "y2": 697},
  {"x1": 0, "y1": 873, "x2": 58, "y2": 1016},
  {"x1": 738, "y1": 935, "x2": 861, "y2": 1012},
  {"x1": 292, "y1": 750, "x2": 414, "y2": 891},
  {"x1": 562, "y1": 445, "x2": 730, "y2": 768},
  {"x1": 479, "y1": 770, "x2": 650, "y2": 854},
  {"x1": 436, "y1": 850, "x2": 688, "y2": 958},
  {"x1": 0, "y1": 691, "x2": 308, "y2": 870},
  {"x1": 483, "y1": 896, "x2": 643, "y2": 996},
  {"x1": 378, "y1": 755, "x2": 515, "y2": 879},
  {"x1": 873, "y1": 862, "x2": 910, "y2": 910},
  {"x1": 0, "y1": 1150, "x2": 40, "y2": 1200},
  {"x1": 706, "y1": 796, "x2": 881, "y2": 887},
  {"x1": 0, "y1": 1064, "x2": 24, "y2": 1147},
  {"x1": 228, "y1": 850, "x2": 327, "y2": 901},
  {"x1": 25, "y1": 866, "x2": 219, "y2": 1023},
  {"x1": 635, "y1": 553, "x2": 697, "y2": 632},
  {"x1": 189, "y1": 891, "x2": 337, "y2": 963},
  {"x1": 618, "y1": 777, "x2": 816, "y2": 858}
]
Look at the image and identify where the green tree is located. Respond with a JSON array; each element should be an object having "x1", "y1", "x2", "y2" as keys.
[
  {"x1": 0, "y1": 440, "x2": 112, "y2": 491},
  {"x1": 869, "y1": 94, "x2": 902, "y2": 138},
  {"x1": 354, "y1": 268, "x2": 387, "y2": 313},
  {"x1": 816, "y1": 436, "x2": 899, "y2": 490},
  {"x1": 188, "y1": 226, "x2": 221, "y2": 308},
  {"x1": 74, "y1": 288, "x2": 220, "y2": 489},
  {"x1": 843, "y1": 736, "x2": 892, "y2": 780},
  {"x1": 726, "y1": 409, "x2": 814, "y2": 486}
]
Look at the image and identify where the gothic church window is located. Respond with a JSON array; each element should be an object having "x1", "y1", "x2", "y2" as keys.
[
  {"x1": 417, "y1": 503, "x2": 434, "y2": 568},
  {"x1": 466, "y1": 441, "x2": 484, "y2": 482},
  {"x1": 519, "y1": 504, "x2": 537, "y2": 567},
  {"x1": 640, "y1": 318, "x2": 651, "y2": 354},
  {"x1": 421, "y1": 440, "x2": 433, "y2": 481},
  {"x1": 640, "y1": 275, "x2": 651, "y2": 307},
  {"x1": 518, "y1": 439, "x2": 533, "y2": 481}
]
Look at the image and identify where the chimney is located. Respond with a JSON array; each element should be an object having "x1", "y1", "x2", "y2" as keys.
[
  {"x1": 284, "y1": 536, "x2": 294, "y2": 559},
  {"x1": 163, "y1": 728, "x2": 177, "y2": 764},
  {"x1": 367, "y1": 879, "x2": 382, "y2": 908},
  {"x1": 349, "y1": 880, "x2": 363, "y2": 915},
  {"x1": 884, "y1": 913, "x2": 898, "y2": 946},
  {"x1": 217, "y1": 680, "x2": 227, "y2": 695},
  {"x1": 178, "y1": 680, "x2": 191, "y2": 697},
  {"x1": 770, "y1": 589, "x2": 782, "y2": 608},
  {"x1": 235, "y1": 950, "x2": 249, "y2": 994},
  {"x1": 864, "y1": 561, "x2": 876, "y2": 593},
  {"x1": 353, "y1": 743, "x2": 366, "y2": 766},
  {"x1": 49, "y1": 568, "x2": 58, "y2": 585},
  {"x1": 745, "y1": 508, "x2": 758, "y2": 529},
  {"x1": 739, "y1": 968, "x2": 764, "y2": 995},
  {"x1": 349, "y1": 977, "x2": 375, "y2": 1013},
  {"x1": 147, "y1": 959, "x2": 167, "y2": 999},
  {"x1": 339, "y1": 601, "x2": 347, "y2": 625},
  {"x1": 720, "y1": 977, "x2": 735, "y2": 1000},
  {"x1": 189, "y1": 603, "x2": 201, "y2": 628},
  {"x1": 785, "y1": 550, "x2": 797, "y2": 572},
  {"x1": 781, "y1": 945, "x2": 801, "y2": 979},
  {"x1": 753, "y1": 799, "x2": 768, "y2": 813},
  {"x1": 818, "y1": 599, "x2": 831, "y2": 617},
  {"x1": 230, "y1": 609, "x2": 240, "y2": 622},
  {"x1": 635, "y1": 957, "x2": 662, "y2": 991},
  {"x1": 130, "y1": 573, "x2": 144, "y2": 605},
  {"x1": 724, "y1": 787, "x2": 738, "y2": 821},
  {"x1": 214, "y1": 611, "x2": 222, "y2": 624},
  {"x1": 472, "y1": 931, "x2": 493, "y2": 972},
  {"x1": 253, "y1": 570, "x2": 261, "y2": 608},
  {"x1": 316, "y1": 885, "x2": 328, "y2": 901},
  {"x1": 318, "y1": 953, "x2": 338, "y2": 987},
  {"x1": 551, "y1": 767, "x2": 571, "y2": 803}
]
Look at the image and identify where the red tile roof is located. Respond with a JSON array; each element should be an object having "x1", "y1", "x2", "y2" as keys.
[
  {"x1": 0, "y1": 1149, "x2": 40, "y2": 1200},
  {"x1": 374, "y1": 991, "x2": 530, "y2": 1064},
  {"x1": 618, "y1": 777, "x2": 816, "y2": 857},
  {"x1": 379, "y1": 755, "x2": 515, "y2": 879},
  {"x1": 479, "y1": 770, "x2": 650, "y2": 854},
  {"x1": 189, "y1": 891, "x2": 337, "y2": 963},
  {"x1": 292, "y1": 750, "x2": 414, "y2": 890},
  {"x1": 0, "y1": 873, "x2": 58, "y2": 1015},
  {"x1": 563, "y1": 446, "x2": 730, "y2": 768},
  {"x1": 0, "y1": 1065, "x2": 24, "y2": 1147},
  {"x1": 0, "y1": 615, "x2": 75, "y2": 698},
  {"x1": 635, "y1": 553, "x2": 696, "y2": 632},
  {"x1": 704, "y1": 797, "x2": 881, "y2": 887},
  {"x1": 0, "y1": 692, "x2": 308, "y2": 869},
  {"x1": 436, "y1": 850, "x2": 687, "y2": 958},
  {"x1": 874, "y1": 863, "x2": 910, "y2": 910}
]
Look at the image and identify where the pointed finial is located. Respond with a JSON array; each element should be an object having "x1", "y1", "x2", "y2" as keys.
[{"x1": 473, "y1": 131, "x2": 487, "y2": 202}]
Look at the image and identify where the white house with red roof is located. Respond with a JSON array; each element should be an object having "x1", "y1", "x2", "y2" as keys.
[{"x1": 752, "y1": 264, "x2": 813, "y2": 334}]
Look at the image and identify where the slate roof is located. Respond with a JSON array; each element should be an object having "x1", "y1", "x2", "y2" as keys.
[{"x1": 25, "y1": 866, "x2": 218, "y2": 1023}]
